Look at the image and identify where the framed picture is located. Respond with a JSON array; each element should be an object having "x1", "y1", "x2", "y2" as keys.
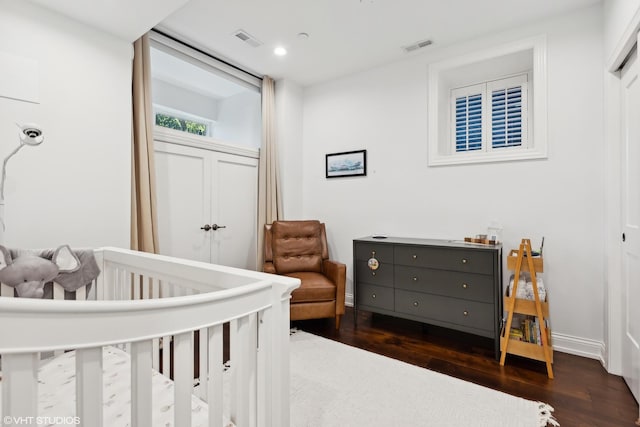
[{"x1": 326, "y1": 150, "x2": 367, "y2": 178}]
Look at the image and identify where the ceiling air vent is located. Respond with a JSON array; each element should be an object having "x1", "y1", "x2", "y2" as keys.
[
  {"x1": 403, "y1": 39, "x2": 433, "y2": 53},
  {"x1": 233, "y1": 30, "x2": 263, "y2": 48}
]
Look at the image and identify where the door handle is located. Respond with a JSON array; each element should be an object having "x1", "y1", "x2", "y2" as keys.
[{"x1": 201, "y1": 224, "x2": 227, "y2": 231}]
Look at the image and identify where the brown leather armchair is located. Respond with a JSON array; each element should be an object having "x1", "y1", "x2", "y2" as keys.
[{"x1": 263, "y1": 220, "x2": 346, "y2": 329}]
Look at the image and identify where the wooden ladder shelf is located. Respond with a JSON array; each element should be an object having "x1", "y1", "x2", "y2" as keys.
[{"x1": 500, "y1": 238, "x2": 554, "y2": 379}]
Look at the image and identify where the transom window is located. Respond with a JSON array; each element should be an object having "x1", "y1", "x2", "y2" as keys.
[{"x1": 149, "y1": 31, "x2": 262, "y2": 149}]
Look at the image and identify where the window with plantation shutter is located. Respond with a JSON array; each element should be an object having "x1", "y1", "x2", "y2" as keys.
[
  {"x1": 450, "y1": 73, "x2": 528, "y2": 154},
  {"x1": 491, "y1": 87, "x2": 521, "y2": 148},
  {"x1": 488, "y1": 74, "x2": 528, "y2": 150},
  {"x1": 455, "y1": 93, "x2": 483, "y2": 152}
]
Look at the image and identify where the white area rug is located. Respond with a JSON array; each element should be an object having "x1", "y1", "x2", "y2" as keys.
[{"x1": 289, "y1": 330, "x2": 558, "y2": 427}]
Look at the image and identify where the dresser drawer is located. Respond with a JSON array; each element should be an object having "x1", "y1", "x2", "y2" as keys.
[
  {"x1": 394, "y1": 245, "x2": 494, "y2": 274},
  {"x1": 356, "y1": 260, "x2": 394, "y2": 287},
  {"x1": 357, "y1": 284, "x2": 394, "y2": 311},
  {"x1": 394, "y1": 266, "x2": 494, "y2": 303},
  {"x1": 394, "y1": 289, "x2": 494, "y2": 332},
  {"x1": 354, "y1": 242, "x2": 394, "y2": 263}
]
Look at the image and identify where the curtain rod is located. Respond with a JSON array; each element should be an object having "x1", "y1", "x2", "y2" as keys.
[{"x1": 151, "y1": 28, "x2": 263, "y2": 81}]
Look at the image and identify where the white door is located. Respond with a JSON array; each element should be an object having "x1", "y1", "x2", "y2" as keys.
[
  {"x1": 155, "y1": 141, "x2": 259, "y2": 270},
  {"x1": 210, "y1": 152, "x2": 258, "y2": 269},
  {"x1": 155, "y1": 142, "x2": 211, "y2": 263},
  {"x1": 620, "y1": 39, "x2": 640, "y2": 403}
]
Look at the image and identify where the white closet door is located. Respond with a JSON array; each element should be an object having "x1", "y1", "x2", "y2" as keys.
[
  {"x1": 620, "y1": 40, "x2": 640, "y2": 404},
  {"x1": 154, "y1": 142, "x2": 258, "y2": 270},
  {"x1": 210, "y1": 152, "x2": 258, "y2": 270},
  {"x1": 155, "y1": 141, "x2": 211, "y2": 263}
]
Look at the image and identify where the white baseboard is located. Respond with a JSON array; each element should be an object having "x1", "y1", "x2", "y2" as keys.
[
  {"x1": 346, "y1": 293, "x2": 354, "y2": 307},
  {"x1": 346, "y1": 292, "x2": 605, "y2": 365},
  {"x1": 551, "y1": 332, "x2": 606, "y2": 365}
]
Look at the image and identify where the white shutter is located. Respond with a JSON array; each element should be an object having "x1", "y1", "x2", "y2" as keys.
[
  {"x1": 451, "y1": 84, "x2": 485, "y2": 153},
  {"x1": 488, "y1": 74, "x2": 528, "y2": 150}
]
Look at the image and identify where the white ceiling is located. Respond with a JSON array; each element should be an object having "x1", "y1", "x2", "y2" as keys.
[
  {"x1": 28, "y1": 0, "x2": 190, "y2": 42},
  {"x1": 28, "y1": 0, "x2": 601, "y2": 87},
  {"x1": 158, "y1": 0, "x2": 602, "y2": 86}
]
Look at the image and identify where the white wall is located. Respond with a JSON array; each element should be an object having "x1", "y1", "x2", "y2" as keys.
[
  {"x1": 275, "y1": 79, "x2": 304, "y2": 219},
  {"x1": 0, "y1": 0, "x2": 131, "y2": 249},
  {"x1": 213, "y1": 91, "x2": 261, "y2": 149},
  {"x1": 153, "y1": 78, "x2": 219, "y2": 121},
  {"x1": 300, "y1": 6, "x2": 605, "y2": 359},
  {"x1": 604, "y1": 0, "x2": 640, "y2": 60}
]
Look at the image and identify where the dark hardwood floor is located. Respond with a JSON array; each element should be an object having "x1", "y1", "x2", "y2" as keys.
[{"x1": 293, "y1": 308, "x2": 639, "y2": 427}]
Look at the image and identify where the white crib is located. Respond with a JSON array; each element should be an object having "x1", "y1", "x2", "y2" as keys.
[{"x1": 0, "y1": 247, "x2": 300, "y2": 427}]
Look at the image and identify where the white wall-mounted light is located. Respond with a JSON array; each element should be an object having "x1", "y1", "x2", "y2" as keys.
[
  {"x1": 0, "y1": 123, "x2": 45, "y2": 243},
  {"x1": 274, "y1": 46, "x2": 287, "y2": 56}
]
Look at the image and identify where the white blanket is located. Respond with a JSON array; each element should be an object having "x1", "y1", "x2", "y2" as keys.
[{"x1": 508, "y1": 276, "x2": 546, "y2": 301}]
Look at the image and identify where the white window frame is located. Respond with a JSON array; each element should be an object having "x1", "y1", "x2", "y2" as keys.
[{"x1": 428, "y1": 35, "x2": 547, "y2": 166}]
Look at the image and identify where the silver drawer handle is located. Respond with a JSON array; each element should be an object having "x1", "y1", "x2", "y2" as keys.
[
  {"x1": 462, "y1": 283, "x2": 468, "y2": 289},
  {"x1": 372, "y1": 293, "x2": 377, "y2": 299},
  {"x1": 413, "y1": 301, "x2": 419, "y2": 307},
  {"x1": 412, "y1": 277, "x2": 418, "y2": 282},
  {"x1": 412, "y1": 254, "x2": 417, "y2": 260},
  {"x1": 372, "y1": 271, "x2": 376, "y2": 276},
  {"x1": 461, "y1": 258, "x2": 468, "y2": 264},
  {"x1": 463, "y1": 310, "x2": 469, "y2": 316}
]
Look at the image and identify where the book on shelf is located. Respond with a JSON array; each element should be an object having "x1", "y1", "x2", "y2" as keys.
[{"x1": 509, "y1": 315, "x2": 551, "y2": 345}]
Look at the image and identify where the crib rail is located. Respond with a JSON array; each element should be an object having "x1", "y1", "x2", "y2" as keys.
[{"x1": 0, "y1": 247, "x2": 299, "y2": 427}]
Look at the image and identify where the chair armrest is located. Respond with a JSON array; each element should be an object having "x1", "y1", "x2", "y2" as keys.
[
  {"x1": 323, "y1": 259, "x2": 346, "y2": 315},
  {"x1": 263, "y1": 261, "x2": 276, "y2": 274}
]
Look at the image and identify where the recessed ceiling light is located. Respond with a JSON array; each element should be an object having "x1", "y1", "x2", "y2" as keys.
[{"x1": 274, "y1": 46, "x2": 287, "y2": 56}]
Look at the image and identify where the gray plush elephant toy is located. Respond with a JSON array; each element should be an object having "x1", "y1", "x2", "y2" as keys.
[{"x1": 0, "y1": 245, "x2": 80, "y2": 298}]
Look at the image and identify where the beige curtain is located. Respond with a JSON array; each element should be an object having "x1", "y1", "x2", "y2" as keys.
[
  {"x1": 131, "y1": 33, "x2": 159, "y2": 253},
  {"x1": 257, "y1": 76, "x2": 282, "y2": 268}
]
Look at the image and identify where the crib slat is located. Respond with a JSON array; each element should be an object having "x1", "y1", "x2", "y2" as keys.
[
  {"x1": 133, "y1": 273, "x2": 141, "y2": 300},
  {"x1": 173, "y1": 332, "x2": 193, "y2": 427},
  {"x1": 1, "y1": 282, "x2": 13, "y2": 297},
  {"x1": 131, "y1": 340, "x2": 153, "y2": 427},
  {"x1": 142, "y1": 277, "x2": 151, "y2": 300},
  {"x1": 2, "y1": 353, "x2": 39, "y2": 421},
  {"x1": 257, "y1": 309, "x2": 272, "y2": 427},
  {"x1": 160, "y1": 280, "x2": 169, "y2": 299},
  {"x1": 100, "y1": 263, "x2": 112, "y2": 301},
  {"x1": 53, "y1": 282, "x2": 64, "y2": 300},
  {"x1": 95, "y1": 257, "x2": 105, "y2": 300},
  {"x1": 161, "y1": 336, "x2": 171, "y2": 376},
  {"x1": 75, "y1": 285, "x2": 87, "y2": 301},
  {"x1": 231, "y1": 314, "x2": 258, "y2": 427},
  {"x1": 76, "y1": 347, "x2": 103, "y2": 427},
  {"x1": 196, "y1": 328, "x2": 208, "y2": 401},
  {"x1": 51, "y1": 282, "x2": 67, "y2": 356},
  {"x1": 208, "y1": 324, "x2": 224, "y2": 427},
  {"x1": 124, "y1": 270, "x2": 132, "y2": 300},
  {"x1": 152, "y1": 338, "x2": 160, "y2": 371},
  {"x1": 151, "y1": 277, "x2": 160, "y2": 299}
]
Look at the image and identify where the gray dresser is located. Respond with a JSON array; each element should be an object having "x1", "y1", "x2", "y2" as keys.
[{"x1": 353, "y1": 236, "x2": 503, "y2": 357}]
